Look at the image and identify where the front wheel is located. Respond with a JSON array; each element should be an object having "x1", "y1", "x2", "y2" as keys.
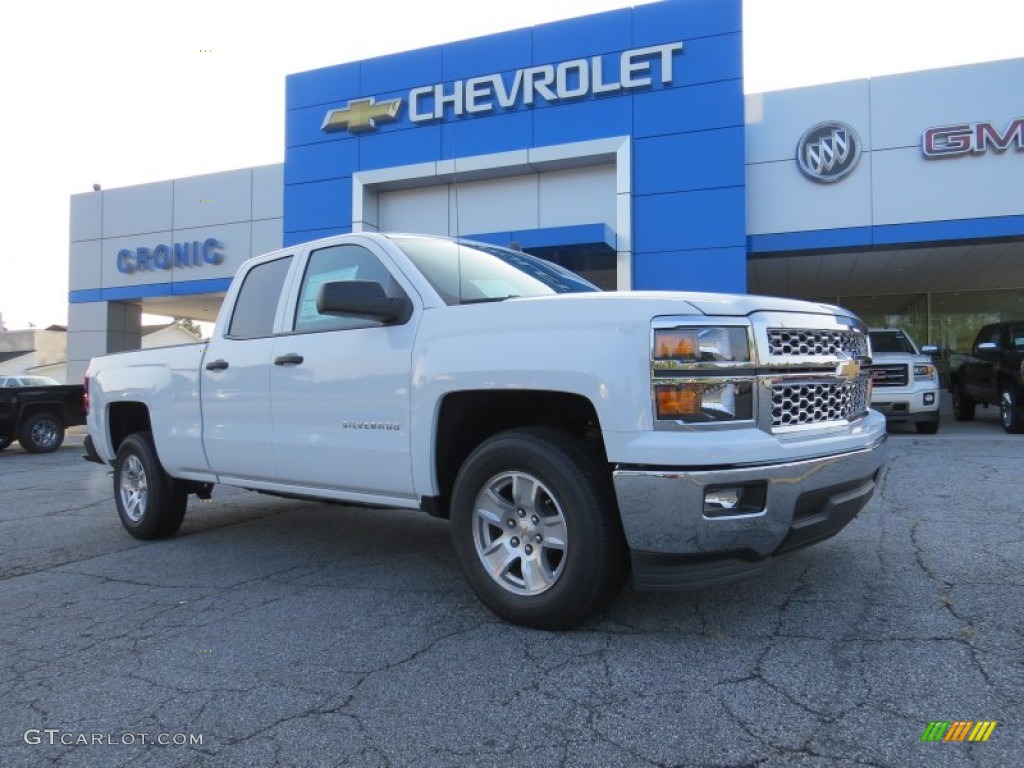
[
  {"x1": 450, "y1": 427, "x2": 627, "y2": 630},
  {"x1": 952, "y1": 386, "x2": 975, "y2": 421},
  {"x1": 1000, "y1": 388, "x2": 1024, "y2": 434},
  {"x1": 114, "y1": 432, "x2": 187, "y2": 539},
  {"x1": 18, "y1": 412, "x2": 65, "y2": 453},
  {"x1": 915, "y1": 418, "x2": 939, "y2": 435}
]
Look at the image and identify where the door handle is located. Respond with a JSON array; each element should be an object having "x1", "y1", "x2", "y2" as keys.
[
  {"x1": 274, "y1": 353, "x2": 304, "y2": 366},
  {"x1": 205, "y1": 359, "x2": 229, "y2": 371}
]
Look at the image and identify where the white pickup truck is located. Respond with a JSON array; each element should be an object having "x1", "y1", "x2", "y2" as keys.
[
  {"x1": 85, "y1": 233, "x2": 886, "y2": 629},
  {"x1": 865, "y1": 328, "x2": 941, "y2": 434}
]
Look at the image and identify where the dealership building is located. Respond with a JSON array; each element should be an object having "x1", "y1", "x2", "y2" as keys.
[{"x1": 67, "y1": 0, "x2": 1024, "y2": 382}]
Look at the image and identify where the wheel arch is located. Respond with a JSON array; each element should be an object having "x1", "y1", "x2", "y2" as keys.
[
  {"x1": 996, "y1": 371, "x2": 1019, "y2": 397},
  {"x1": 107, "y1": 402, "x2": 153, "y2": 455},
  {"x1": 426, "y1": 390, "x2": 606, "y2": 519},
  {"x1": 17, "y1": 402, "x2": 68, "y2": 427}
]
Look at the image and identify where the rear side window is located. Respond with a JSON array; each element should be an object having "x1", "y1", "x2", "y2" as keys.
[{"x1": 228, "y1": 257, "x2": 293, "y2": 338}]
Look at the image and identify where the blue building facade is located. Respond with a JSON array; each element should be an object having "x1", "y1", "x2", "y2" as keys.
[{"x1": 283, "y1": 0, "x2": 746, "y2": 292}]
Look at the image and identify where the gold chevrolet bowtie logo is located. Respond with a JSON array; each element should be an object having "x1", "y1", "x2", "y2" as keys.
[
  {"x1": 837, "y1": 357, "x2": 861, "y2": 381},
  {"x1": 321, "y1": 97, "x2": 403, "y2": 133}
]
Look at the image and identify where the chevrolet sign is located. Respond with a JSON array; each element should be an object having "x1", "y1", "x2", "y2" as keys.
[{"x1": 322, "y1": 42, "x2": 683, "y2": 134}]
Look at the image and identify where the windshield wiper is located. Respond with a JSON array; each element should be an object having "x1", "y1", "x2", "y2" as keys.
[{"x1": 460, "y1": 295, "x2": 522, "y2": 304}]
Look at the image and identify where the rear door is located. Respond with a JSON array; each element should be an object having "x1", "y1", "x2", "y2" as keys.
[
  {"x1": 269, "y1": 239, "x2": 418, "y2": 499},
  {"x1": 201, "y1": 253, "x2": 295, "y2": 481}
]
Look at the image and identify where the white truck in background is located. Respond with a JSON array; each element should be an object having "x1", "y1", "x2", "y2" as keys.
[
  {"x1": 85, "y1": 233, "x2": 887, "y2": 629},
  {"x1": 865, "y1": 328, "x2": 941, "y2": 434}
]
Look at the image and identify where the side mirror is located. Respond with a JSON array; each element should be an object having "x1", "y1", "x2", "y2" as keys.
[
  {"x1": 920, "y1": 345, "x2": 939, "y2": 354},
  {"x1": 316, "y1": 280, "x2": 412, "y2": 324}
]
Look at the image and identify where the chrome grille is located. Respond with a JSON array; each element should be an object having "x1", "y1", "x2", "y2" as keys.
[
  {"x1": 771, "y1": 379, "x2": 869, "y2": 428},
  {"x1": 767, "y1": 329, "x2": 868, "y2": 359},
  {"x1": 867, "y1": 364, "x2": 909, "y2": 387}
]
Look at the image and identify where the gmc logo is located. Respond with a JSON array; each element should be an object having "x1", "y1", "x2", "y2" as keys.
[{"x1": 923, "y1": 117, "x2": 1024, "y2": 158}]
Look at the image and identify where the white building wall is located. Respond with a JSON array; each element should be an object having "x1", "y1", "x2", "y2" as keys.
[
  {"x1": 67, "y1": 164, "x2": 284, "y2": 383},
  {"x1": 745, "y1": 58, "x2": 1024, "y2": 236}
]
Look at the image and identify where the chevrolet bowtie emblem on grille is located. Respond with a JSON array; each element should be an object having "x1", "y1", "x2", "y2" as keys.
[
  {"x1": 322, "y1": 97, "x2": 403, "y2": 134},
  {"x1": 836, "y1": 354, "x2": 861, "y2": 382}
]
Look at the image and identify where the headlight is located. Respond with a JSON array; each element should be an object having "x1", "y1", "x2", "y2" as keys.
[
  {"x1": 654, "y1": 379, "x2": 754, "y2": 422},
  {"x1": 653, "y1": 327, "x2": 750, "y2": 363},
  {"x1": 913, "y1": 364, "x2": 936, "y2": 379}
]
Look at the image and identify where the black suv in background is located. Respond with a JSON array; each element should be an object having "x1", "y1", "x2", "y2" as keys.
[{"x1": 948, "y1": 321, "x2": 1024, "y2": 433}]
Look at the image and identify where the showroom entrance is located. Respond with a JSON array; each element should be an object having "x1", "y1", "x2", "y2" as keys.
[{"x1": 747, "y1": 238, "x2": 1024, "y2": 355}]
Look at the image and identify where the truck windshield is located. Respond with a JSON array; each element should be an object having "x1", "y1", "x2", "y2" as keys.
[
  {"x1": 868, "y1": 331, "x2": 916, "y2": 354},
  {"x1": 390, "y1": 236, "x2": 600, "y2": 305}
]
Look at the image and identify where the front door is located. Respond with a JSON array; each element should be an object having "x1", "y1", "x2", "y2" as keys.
[{"x1": 270, "y1": 241, "x2": 416, "y2": 499}]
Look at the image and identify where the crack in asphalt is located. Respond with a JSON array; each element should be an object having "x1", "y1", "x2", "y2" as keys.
[{"x1": 909, "y1": 518, "x2": 1003, "y2": 696}]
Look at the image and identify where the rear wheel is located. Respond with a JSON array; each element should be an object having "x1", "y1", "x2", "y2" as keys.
[
  {"x1": 450, "y1": 427, "x2": 627, "y2": 630},
  {"x1": 1000, "y1": 387, "x2": 1024, "y2": 434},
  {"x1": 18, "y1": 412, "x2": 65, "y2": 453},
  {"x1": 952, "y1": 386, "x2": 975, "y2": 421},
  {"x1": 114, "y1": 432, "x2": 187, "y2": 539}
]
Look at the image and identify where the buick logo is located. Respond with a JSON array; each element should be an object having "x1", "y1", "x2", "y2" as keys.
[{"x1": 796, "y1": 122, "x2": 862, "y2": 183}]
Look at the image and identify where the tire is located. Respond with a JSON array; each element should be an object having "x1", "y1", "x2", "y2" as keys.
[
  {"x1": 952, "y1": 386, "x2": 975, "y2": 422},
  {"x1": 450, "y1": 427, "x2": 627, "y2": 630},
  {"x1": 915, "y1": 418, "x2": 939, "y2": 435},
  {"x1": 1000, "y1": 387, "x2": 1024, "y2": 434},
  {"x1": 18, "y1": 412, "x2": 65, "y2": 453},
  {"x1": 114, "y1": 432, "x2": 187, "y2": 539},
  {"x1": 0, "y1": 434, "x2": 11, "y2": 452}
]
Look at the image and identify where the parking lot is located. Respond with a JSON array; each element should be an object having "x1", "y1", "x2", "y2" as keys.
[{"x1": 1, "y1": 412, "x2": 1021, "y2": 767}]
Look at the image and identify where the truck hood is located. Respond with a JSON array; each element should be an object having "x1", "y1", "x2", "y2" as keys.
[
  {"x1": 498, "y1": 291, "x2": 849, "y2": 319},
  {"x1": 641, "y1": 291, "x2": 848, "y2": 318}
]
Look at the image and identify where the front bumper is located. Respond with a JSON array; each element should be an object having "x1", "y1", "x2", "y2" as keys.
[
  {"x1": 871, "y1": 387, "x2": 940, "y2": 422},
  {"x1": 612, "y1": 434, "x2": 887, "y2": 590}
]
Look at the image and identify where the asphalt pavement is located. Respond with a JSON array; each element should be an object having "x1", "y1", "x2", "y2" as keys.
[{"x1": 0, "y1": 416, "x2": 1020, "y2": 767}]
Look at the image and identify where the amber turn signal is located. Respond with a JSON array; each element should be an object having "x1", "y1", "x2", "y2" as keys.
[{"x1": 656, "y1": 385, "x2": 702, "y2": 418}]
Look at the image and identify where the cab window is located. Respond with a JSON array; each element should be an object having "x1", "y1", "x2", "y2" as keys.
[{"x1": 293, "y1": 244, "x2": 405, "y2": 333}]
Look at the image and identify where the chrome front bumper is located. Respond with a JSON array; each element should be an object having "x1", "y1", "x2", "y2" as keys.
[{"x1": 612, "y1": 434, "x2": 887, "y2": 589}]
